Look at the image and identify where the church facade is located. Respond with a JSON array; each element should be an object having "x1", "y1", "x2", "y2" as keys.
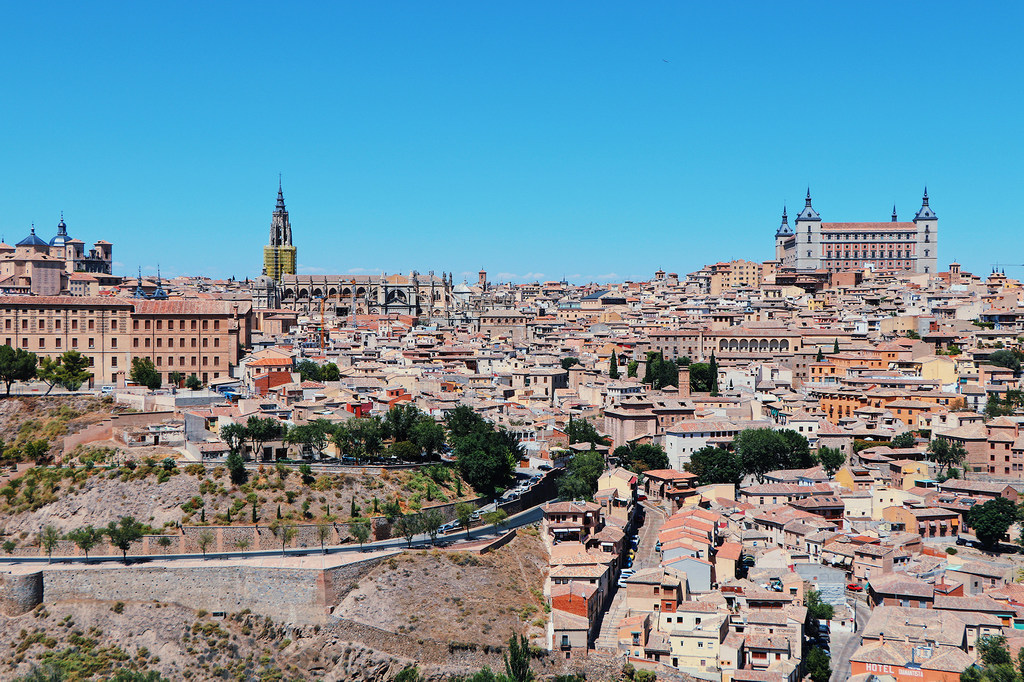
[{"x1": 775, "y1": 189, "x2": 937, "y2": 275}]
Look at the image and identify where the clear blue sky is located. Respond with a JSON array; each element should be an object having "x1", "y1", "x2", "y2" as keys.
[{"x1": 2, "y1": 2, "x2": 1021, "y2": 283}]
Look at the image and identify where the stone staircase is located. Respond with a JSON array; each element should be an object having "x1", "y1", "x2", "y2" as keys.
[{"x1": 594, "y1": 589, "x2": 629, "y2": 651}]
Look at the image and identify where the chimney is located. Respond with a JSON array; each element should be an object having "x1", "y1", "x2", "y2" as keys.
[{"x1": 677, "y1": 366, "x2": 691, "y2": 397}]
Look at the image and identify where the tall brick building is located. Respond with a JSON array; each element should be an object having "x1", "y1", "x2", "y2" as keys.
[
  {"x1": 0, "y1": 297, "x2": 252, "y2": 387},
  {"x1": 775, "y1": 189, "x2": 938, "y2": 274}
]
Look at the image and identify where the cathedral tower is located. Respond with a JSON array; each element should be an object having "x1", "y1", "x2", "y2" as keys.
[{"x1": 263, "y1": 178, "x2": 297, "y2": 281}]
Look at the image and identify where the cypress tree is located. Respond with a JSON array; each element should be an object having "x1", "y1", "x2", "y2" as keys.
[
  {"x1": 833, "y1": 339, "x2": 840, "y2": 354},
  {"x1": 709, "y1": 352, "x2": 720, "y2": 396},
  {"x1": 816, "y1": 348, "x2": 824, "y2": 362},
  {"x1": 609, "y1": 349, "x2": 620, "y2": 379},
  {"x1": 277, "y1": 504, "x2": 282, "y2": 519}
]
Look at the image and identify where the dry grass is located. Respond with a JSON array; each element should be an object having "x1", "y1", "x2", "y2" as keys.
[{"x1": 335, "y1": 531, "x2": 550, "y2": 646}]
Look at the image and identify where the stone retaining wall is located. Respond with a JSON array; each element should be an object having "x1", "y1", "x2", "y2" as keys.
[
  {"x1": 0, "y1": 570, "x2": 43, "y2": 616},
  {"x1": 42, "y1": 554, "x2": 391, "y2": 626}
]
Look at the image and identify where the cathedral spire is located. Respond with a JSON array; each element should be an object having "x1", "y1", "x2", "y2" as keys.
[
  {"x1": 805, "y1": 187, "x2": 812, "y2": 207},
  {"x1": 892, "y1": 204, "x2": 897, "y2": 222},
  {"x1": 276, "y1": 176, "x2": 286, "y2": 212},
  {"x1": 922, "y1": 186, "x2": 929, "y2": 206}
]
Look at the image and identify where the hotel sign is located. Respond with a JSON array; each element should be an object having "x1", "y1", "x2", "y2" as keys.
[{"x1": 863, "y1": 663, "x2": 925, "y2": 678}]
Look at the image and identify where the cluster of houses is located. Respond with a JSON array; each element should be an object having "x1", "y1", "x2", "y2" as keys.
[{"x1": 539, "y1": 455, "x2": 1022, "y2": 682}]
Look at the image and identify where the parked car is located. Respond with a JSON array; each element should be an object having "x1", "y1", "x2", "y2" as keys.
[
  {"x1": 847, "y1": 583, "x2": 863, "y2": 592},
  {"x1": 537, "y1": 464, "x2": 552, "y2": 470},
  {"x1": 637, "y1": 494, "x2": 648, "y2": 501}
]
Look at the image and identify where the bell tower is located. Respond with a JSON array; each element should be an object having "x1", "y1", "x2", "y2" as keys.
[{"x1": 263, "y1": 177, "x2": 297, "y2": 281}]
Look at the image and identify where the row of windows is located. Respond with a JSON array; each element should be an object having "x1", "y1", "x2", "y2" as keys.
[
  {"x1": 133, "y1": 319, "x2": 220, "y2": 331},
  {"x1": 6, "y1": 318, "x2": 117, "y2": 331},
  {"x1": 821, "y1": 230, "x2": 928, "y2": 241},
  {"x1": 132, "y1": 337, "x2": 219, "y2": 348},
  {"x1": 826, "y1": 251, "x2": 913, "y2": 259}
]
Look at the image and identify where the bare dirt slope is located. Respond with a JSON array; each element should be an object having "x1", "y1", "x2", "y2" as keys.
[
  {"x1": 335, "y1": 529, "x2": 550, "y2": 645},
  {"x1": 0, "y1": 599, "x2": 429, "y2": 682}
]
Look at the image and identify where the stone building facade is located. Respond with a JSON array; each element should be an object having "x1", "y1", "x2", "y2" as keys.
[
  {"x1": 775, "y1": 189, "x2": 938, "y2": 274},
  {"x1": 0, "y1": 296, "x2": 252, "y2": 387}
]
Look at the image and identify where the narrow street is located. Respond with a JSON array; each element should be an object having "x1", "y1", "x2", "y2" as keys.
[
  {"x1": 594, "y1": 501, "x2": 668, "y2": 650},
  {"x1": 830, "y1": 597, "x2": 870, "y2": 682}
]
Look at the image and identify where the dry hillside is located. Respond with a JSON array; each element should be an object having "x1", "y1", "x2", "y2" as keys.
[{"x1": 336, "y1": 529, "x2": 550, "y2": 645}]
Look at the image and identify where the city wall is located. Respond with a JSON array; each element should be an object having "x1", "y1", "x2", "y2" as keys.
[{"x1": 41, "y1": 553, "x2": 391, "y2": 625}]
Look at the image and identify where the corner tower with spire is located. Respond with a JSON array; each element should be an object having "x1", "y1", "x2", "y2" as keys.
[{"x1": 263, "y1": 177, "x2": 297, "y2": 282}]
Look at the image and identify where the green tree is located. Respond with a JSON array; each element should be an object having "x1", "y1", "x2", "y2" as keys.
[
  {"x1": 685, "y1": 446, "x2": 744, "y2": 486},
  {"x1": 627, "y1": 360, "x2": 638, "y2": 378},
  {"x1": 709, "y1": 352, "x2": 719, "y2": 395},
  {"x1": 815, "y1": 348, "x2": 824, "y2": 362},
  {"x1": 805, "y1": 590, "x2": 835, "y2": 621},
  {"x1": 197, "y1": 530, "x2": 214, "y2": 558},
  {"x1": 833, "y1": 339, "x2": 840, "y2": 354},
  {"x1": 220, "y1": 422, "x2": 247, "y2": 458},
  {"x1": 816, "y1": 446, "x2": 846, "y2": 478},
  {"x1": 295, "y1": 359, "x2": 321, "y2": 382},
  {"x1": 411, "y1": 417, "x2": 446, "y2": 459},
  {"x1": 560, "y1": 357, "x2": 580, "y2": 371},
  {"x1": 566, "y1": 417, "x2": 609, "y2": 448},
  {"x1": 988, "y1": 350, "x2": 1022, "y2": 375},
  {"x1": 421, "y1": 508, "x2": 445, "y2": 544},
  {"x1": 483, "y1": 509, "x2": 509, "y2": 531},
  {"x1": 891, "y1": 432, "x2": 916, "y2": 449},
  {"x1": 503, "y1": 633, "x2": 535, "y2": 682},
  {"x1": 389, "y1": 440, "x2": 422, "y2": 462},
  {"x1": 316, "y1": 521, "x2": 331, "y2": 553},
  {"x1": 349, "y1": 416, "x2": 384, "y2": 460},
  {"x1": 965, "y1": 497, "x2": 1018, "y2": 549},
  {"x1": 286, "y1": 419, "x2": 335, "y2": 459},
  {"x1": 455, "y1": 502, "x2": 474, "y2": 536},
  {"x1": 779, "y1": 429, "x2": 814, "y2": 468},
  {"x1": 271, "y1": 521, "x2": 297, "y2": 555},
  {"x1": 615, "y1": 443, "x2": 669, "y2": 474},
  {"x1": 453, "y1": 431, "x2": 516, "y2": 497},
  {"x1": 129, "y1": 357, "x2": 161, "y2": 390},
  {"x1": 394, "y1": 667, "x2": 425, "y2": 682},
  {"x1": 350, "y1": 521, "x2": 370, "y2": 549},
  {"x1": 383, "y1": 403, "x2": 423, "y2": 443},
  {"x1": 37, "y1": 350, "x2": 93, "y2": 394},
  {"x1": 66, "y1": 525, "x2": 103, "y2": 562},
  {"x1": 805, "y1": 647, "x2": 831, "y2": 682},
  {"x1": 185, "y1": 373, "x2": 202, "y2": 390},
  {"x1": 167, "y1": 371, "x2": 184, "y2": 387},
  {"x1": 105, "y1": 516, "x2": 145, "y2": 562},
  {"x1": 0, "y1": 345, "x2": 38, "y2": 396},
  {"x1": 609, "y1": 349, "x2": 620, "y2": 379},
  {"x1": 394, "y1": 513, "x2": 421, "y2": 548},
  {"x1": 320, "y1": 363, "x2": 340, "y2": 381},
  {"x1": 734, "y1": 428, "x2": 789, "y2": 483},
  {"x1": 246, "y1": 416, "x2": 285, "y2": 461},
  {"x1": 928, "y1": 437, "x2": 967, "y2": 475},
  {"x1": 688, "y1": 362, "x2": 714, "y2": 392},
  {"x1": 642, "y1": 352, "x2": 678, "y2": 390},
  {"x1": 39, "y1": 524, "x2": 62, "y2": 562},
  {"x1": 225, "y1": 450, "x2": 247, "y2": 485},
  {"x1": 558, "y1": 450, "x2": 606, "y2": 500}
]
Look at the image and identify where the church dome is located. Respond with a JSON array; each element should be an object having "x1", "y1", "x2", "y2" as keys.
[
  {"x1": 17, "y1": 227, "x2": 48, "y2": 247},
  {"x1": 50, "y1": 214, "x2": 72, "y2": 247}
]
